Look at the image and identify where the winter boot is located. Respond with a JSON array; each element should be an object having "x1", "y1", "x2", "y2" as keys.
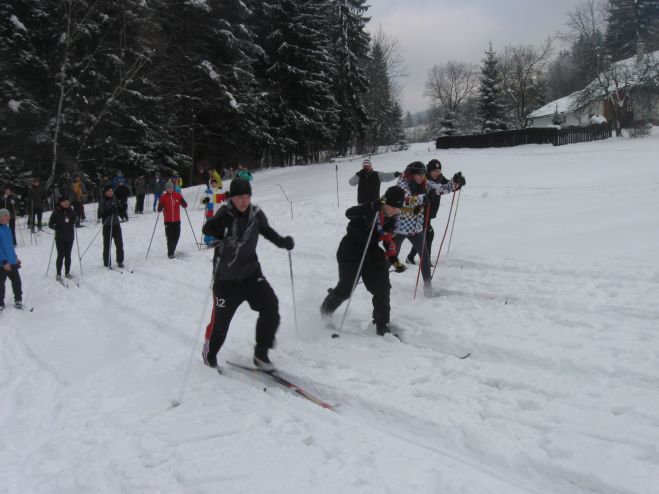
[
  {"x1": 253, "y1": 346, "x2": 275, "y2": 372},
  {"x1": 376, "y1": 321, "x2": 392, "y2": 336},
  {"x1": 0, "y1": 304, "x2": 4, "y2": 312},
  {"x1": 423, "y1": 282, "x2": 439, "y2": 298},
  {"x1": 56, "y1": 274, "x2": 62, "y2": 282},
  {"x1": 202, "y1": 350, "x2": 217, "y2": 369},
  {"x1": 320, "y1": 288, "x2": 343, "y2": 317},
  {"x1": 15, "y1": 301, "x2": 23, "y2": 310},
  {"x1": 405, "y1": 255, "x2": 416, "y2": 265},
  {"x1": 65, "y1": 273, "x2": 73, "y2": 279}
]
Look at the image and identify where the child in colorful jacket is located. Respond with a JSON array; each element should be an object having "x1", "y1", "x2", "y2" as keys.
[{"x1": 201, "y1": 178, "x2": 227, "y2": 245}]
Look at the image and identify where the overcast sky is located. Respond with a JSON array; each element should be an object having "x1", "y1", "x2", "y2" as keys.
[{"x1": 365, "y1": 0, "x2": 578, "y2": 114}]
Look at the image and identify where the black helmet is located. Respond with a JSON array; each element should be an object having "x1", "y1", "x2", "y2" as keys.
[{"x1": 406, "y1": 161, "x2": 426, "y2": 175}]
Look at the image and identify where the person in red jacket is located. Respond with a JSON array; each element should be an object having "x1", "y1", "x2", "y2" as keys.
[{"x1": 157, "y1": 181, "x2": 188, "y2": 258}]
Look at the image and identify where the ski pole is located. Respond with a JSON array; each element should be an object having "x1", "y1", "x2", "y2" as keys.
[
  {"x1": 45, "y1": 234, "x2": 56, "y2": 278},
  {"x1": 446, "y1": 188, "x2": 461, "y2": 257},
  {"x1": 413, "y1": 203, "x2": 432, "y2": 300},
  {"x1": 172, "y1": 259, "x2": 220, "y2": 408},
  {"x1": 430, "y1": 191, "x2": 456, "y2": 279},
  {"x1": 75, "y1": 220, "x2": 83, "y2": 277},
  {"x1": 288, "y1": 251, "x2": 299, "y2": 335},
  {"x1": 80, "y1": 221, "x2": 105, "y2": 260},
  {"x1": 145, "y1": 211, "x2": 160, "y2": 260},
  {"x1": 183, "y1": 206, "x2": 200, "y2": 250},
  {"x1": 275, "y1": 184, "x2": 293, "y2": 219},
  {"x1": 333, "y1": 211, "x2": 378, "y2": 339},
  {"x1": 335, "y1": 164, "x2": 339, "y2": 208}
]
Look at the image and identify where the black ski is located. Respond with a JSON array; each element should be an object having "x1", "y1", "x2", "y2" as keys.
[{"x1": 225, "y1": 361, "x2": 334, "y2": 411}]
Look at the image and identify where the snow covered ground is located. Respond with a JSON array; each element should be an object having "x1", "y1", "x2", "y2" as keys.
[{"x1": 2, "y1": 131, "x2": 659, "y2": 494}]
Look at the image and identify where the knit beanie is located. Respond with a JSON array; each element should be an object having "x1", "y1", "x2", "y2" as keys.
[
  {"x1": 383, "y1": 186, "x2": 405, "y2": 208},
  {"x1": 229, "y1": 178, "x2": 252, "y2": 197},
  {"x1": 427, "y1": 159, "x2": 442, "y2": 172}
]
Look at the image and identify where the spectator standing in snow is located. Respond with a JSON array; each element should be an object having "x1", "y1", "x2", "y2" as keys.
[
  {"x1": 170, "y1": 171, "x2": 183, "y2": 193},
  {"x1": 97, "y1": 186, "x2": 125, "y2": 268},
  {"x1": 114, "y1": 179, "x2": 130, "y2": 221},
  {"x1": 48, "y1": 196, "x2": 77, "y2": 281},
  {"x1": 27, "y1": 178, "x2": 45, "y2": 232},
  {"x1": 236, "y1": 165, "x2": 253, "y2": 182},
  {"x1": 406, "y1": 159, "x2": 449, "y2": 265},
  {"x1": 0, "y1": 208, "x2": 23, "y2": 310},
  {"x1": 348, "y1": 158, "x2": 400, "y2": 204},
  {"x1": 69, "y1": 175, "x2": 87, "y2": 227},
  {"x1": 133, "y1": 176, "x2": 147, "y2": 214},
  {"x1": 1, "y1": 187, "x2": 17, "y2": 246},
  {"x1": 157, "y1": 181, "x2": 188, "y2": 258},
  {"x1": 394, "y1": 161, "x2": 465, "y2": 297},
  {"x1": 150, "y1": 172, "x2": 167, "y2": 212},
  {"x1": 201, "y1": 178, "x2": 294, "y2": 371},
  {"x1": 320, "y1": 186, "x2": 406, "y2": 336}
]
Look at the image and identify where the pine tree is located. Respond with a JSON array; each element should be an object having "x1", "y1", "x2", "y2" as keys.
[
  {"x1": 328, "y1": 0, "x2": 371, "y2": 156},
  {"x1": 606, "y1": 0, "x2": 659, "y2": 61},
  {"x1": 477, "y1": 43, "x2": 506, "y2": 133},
  {"x1": 362, "y1": 40, "x2": 394, "y2": 151},
  {"x1": 439, "y1": 111, "x2": 456, "y2": 136}
]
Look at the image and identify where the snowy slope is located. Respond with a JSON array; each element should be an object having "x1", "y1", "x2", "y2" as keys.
[{"x1": 2, "y1": 132, "x2": 659, "y2": 494}]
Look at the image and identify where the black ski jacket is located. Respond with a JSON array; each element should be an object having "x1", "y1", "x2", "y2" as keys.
[
  {"x1": 203, "y1": 203, "x2": 288, "y2": 281},
  {"x1": 338, "y1": 201, "x2": 396, "y2": 262},
  {"x1": 97, "y1": 198, "x2": 121, "y2": 227},
  {"x1": 427, "y1": 173, "x2": 449, "y2": 219},
  {"x1": 48, "y1": 205, "x2": 77, "y2": 241}
]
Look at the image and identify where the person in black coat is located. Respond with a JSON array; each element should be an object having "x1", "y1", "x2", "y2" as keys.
[
  {"x1": 114, "y1": 179, "x2": 130, "y2": 221},
  {"x1": 320, "y1": 186, "x2": 407, "y2": 336},
  {"x1": 200, "y1": 179, "x2": 294, "y2": 371},
  {"x1": 97, "y1": 186, "x2": 125, "y2": 268},
  {"x1": 48, "y1": 196, "x2": 77, "y2": 280},
  {"x1": 348, "y1": 158, "x2": 400, "y2": 204},
  {"x1": 406, "y1": 159, "x2": 450, "y2": 265},
  {"x1": 27, "y1": 177, "x2": 46, "y2": 232}
]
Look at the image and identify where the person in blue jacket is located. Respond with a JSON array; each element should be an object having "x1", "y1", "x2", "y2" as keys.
[{"x1": 0, "y1": 208, "x2": 23, "y2": 310}]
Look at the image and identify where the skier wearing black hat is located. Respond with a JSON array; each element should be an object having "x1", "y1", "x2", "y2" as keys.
[
  {"x1": 97, "y1": 186, "x2": 125, "y2": 268},
  {"x1": 406, "y1": 159, "x2": 449, "y2": 265},
  {"x1": 320, "y1": 185, "x2": 407, "y2": 336},
  {"x1": 201, "y1": 178, "x2": 295, "y2": 371},
  {"x1": 395, "y1": 161, "x2": 465, "y2": 297},
  {"x1": 48, "y1": 196, "x2": 77, "y2": 281},
  {"x1": 349, "y1": 158, "x2": 401, "y2": 204}
]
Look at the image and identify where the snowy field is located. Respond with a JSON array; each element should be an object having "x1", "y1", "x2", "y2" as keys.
[{"x1": 2, "y1": 132, "x2": 659, "y2": 494}]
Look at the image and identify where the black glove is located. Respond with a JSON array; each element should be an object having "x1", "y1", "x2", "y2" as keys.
[
  {"x1": 282, "y1": 236, "x2": 294, "y2": 250},
  {"x1": 394, "y1": 171, "x2": 401, "y2": 177},
  {"x1": 201, "y1": 197, "x2": 210, "y2": 204},
  {"x1": 413, "y1": 205, "x2": 423, "y2": 215},
  {"x1": 452, "y1": 172, "x2": 466, "y2": 187}
]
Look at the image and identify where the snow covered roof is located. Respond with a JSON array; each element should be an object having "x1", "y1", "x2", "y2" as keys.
[
  {"x1": 528, "y1": 94, "x2": 581, "y2": 118},
  {"x1": 528, "y1": 49, "x2": 659, "y2": 119}
]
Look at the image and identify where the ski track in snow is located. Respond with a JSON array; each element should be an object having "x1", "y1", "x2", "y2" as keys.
[{"x1": 2, "y1": 133, "x2": 659, "y2": 493}]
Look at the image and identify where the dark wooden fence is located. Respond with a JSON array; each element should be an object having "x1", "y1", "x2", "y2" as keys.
[{"x1": 436, "y1": 123, "x2": 612, "y2": 149}]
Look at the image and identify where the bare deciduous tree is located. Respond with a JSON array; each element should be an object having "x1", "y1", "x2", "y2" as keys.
[
  {"x1": 424, "y1": 61, "x2": 479, "y2": 113},
  {"x1": 370, "y1": 27, "x2": 408, "y2": 101},
  {"x1": 499, "y1": 38, "x2": 553, "y2": 127}
]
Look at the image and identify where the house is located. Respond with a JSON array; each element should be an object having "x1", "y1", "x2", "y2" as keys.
[{"x1": 528, "y1": 49, "x2": 659, "y2": 128}]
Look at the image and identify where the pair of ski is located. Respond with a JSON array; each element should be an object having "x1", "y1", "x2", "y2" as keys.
[{"x1": 223, "y1": 361, "x2": 334, "y2": 411}]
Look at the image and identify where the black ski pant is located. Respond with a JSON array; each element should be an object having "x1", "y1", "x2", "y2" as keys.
[
  {"x1": 102, "y1": 224, "x2": 124, "y2": 267},
  {"x1": 9, "y1": 218, "x2": 16, "y2": 246},
  {"x1": 73, "y1": 200, "x2": 84, "y2": 225},
  {"x1": 55, "y1": 238, "x2": 74, "y2": 275},
  {"x1": 203, "y1": 269, "x2": 280, "y2": 361},
  {"x1": 135, "y1": 194, "x2": 145, "y2": 214},
  {"x1": 0, "y1": 264, "x2": 22, "y2": 305},
  {"x1": 164, "y1": 221, "x2": 181, "y2": 256},
  {"x1": 321, "y1": 247, "x2": 391, "y2": 327},
  {"x1": 395, "y1": 232, "x2": 431, "y2": 282},
  {"x1": 118, "y1": 200, "x2": 128, "y2": 221},
  {"x1": 407, "y1": 223, "x2": 435, "y2": 262},
  {"x1": 29, "y1": 208, "x2": 43, "y2": 229}
]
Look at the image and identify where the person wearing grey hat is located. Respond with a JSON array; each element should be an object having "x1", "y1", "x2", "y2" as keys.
[
  {"x1": 320, "y1": 186, "x2": 407, "y2": 337},
  {"x1": 0, "y1": 208, "x2": 23, "y2": 310},
  {"x1": 349, "y1": 158, "x2": 401, "y2": 204}
]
